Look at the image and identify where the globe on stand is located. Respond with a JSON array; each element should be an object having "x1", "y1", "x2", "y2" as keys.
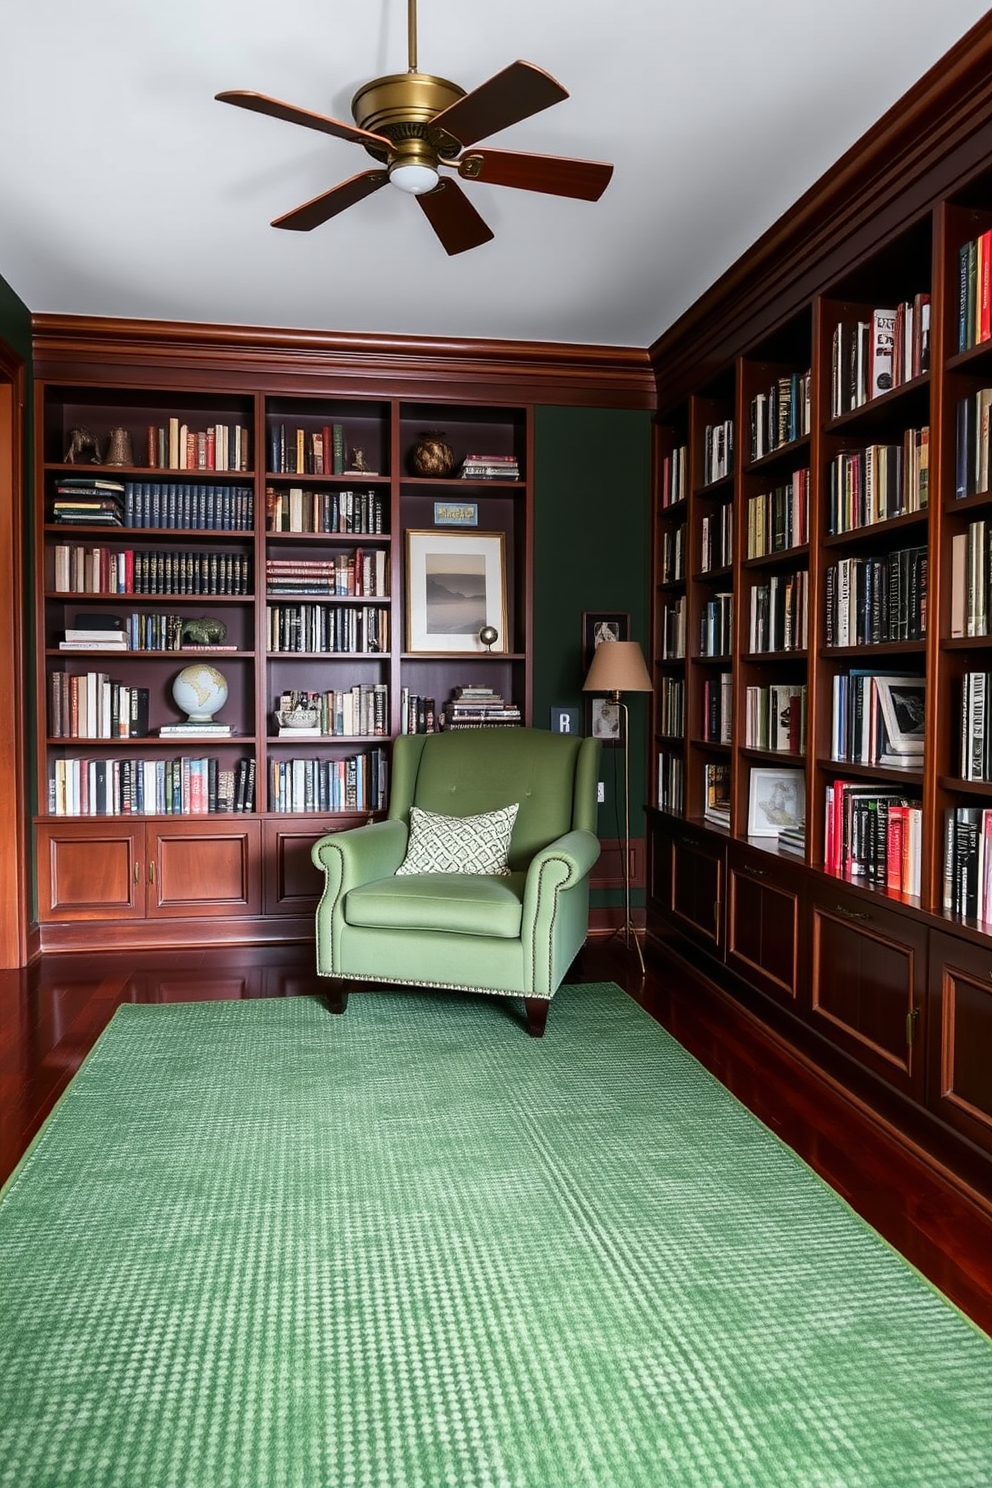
[
  {"x1": 479, "y1": 626, "x2": 499, "y2": 652},
  {"x1": 172, "y1": 664, "x2": 228, "y2": 724}
]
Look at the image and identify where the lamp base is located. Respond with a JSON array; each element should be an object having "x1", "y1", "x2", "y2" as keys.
[{"x1": 606, "y1": 917, "x2": 646, "y2": 976}]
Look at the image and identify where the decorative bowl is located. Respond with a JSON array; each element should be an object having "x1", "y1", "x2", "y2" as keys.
[{"x1": 278, "y1": 708, "x2": 319, "y2": 729}]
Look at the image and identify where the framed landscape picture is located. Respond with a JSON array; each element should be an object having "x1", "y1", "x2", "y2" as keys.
[{"x1": 405, "y1": 530, "x2": 507, "y2": 653}]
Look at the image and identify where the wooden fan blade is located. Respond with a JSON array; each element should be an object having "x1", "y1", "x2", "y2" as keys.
[
  {"x1": 216, "y1": 90, "x2": 391, "y2": 151},
  {"x1": 430, "y1": 61, "x2": 567, "y2": 148},
  {"x1": 272, "y1": 171, "x2": 388, "y2": 231},
  {"x1": 417, "y1": 179, "x2": 494, "y2": 256},
  {"x1": 457, "y1": 148, "x2": 613, "y2": 201}
]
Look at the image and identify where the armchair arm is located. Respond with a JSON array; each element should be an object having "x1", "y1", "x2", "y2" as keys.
[
  {"x1": 312, "y1": 820, "x2": 408, "y2": 977},
  {"x1": 521, "y1": 828, "x2": 601, "y2": 995},
  {"x1": 312, "y1": 818, "x2": 408, "y2": 889}
]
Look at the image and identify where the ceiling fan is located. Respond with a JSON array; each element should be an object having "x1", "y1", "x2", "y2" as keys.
[{"x1": 216, "y1": 0, "x2": 613, "y2": 255}]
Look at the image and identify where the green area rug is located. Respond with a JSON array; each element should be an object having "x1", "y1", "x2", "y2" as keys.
[{"x1": 2, "y1": 984, "x2": 990, "y2": 1488}]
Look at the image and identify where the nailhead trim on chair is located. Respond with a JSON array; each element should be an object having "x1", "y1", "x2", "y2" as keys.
[{"x1": 336, "y1": 972, "x2": 552, "y2": 1000}]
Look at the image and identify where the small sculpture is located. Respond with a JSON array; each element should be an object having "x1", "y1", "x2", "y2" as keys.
[
  {"x1": 104, "y1": 427, "x2": 135, "y2": 466},
  {"x1": 350, "y1": 447, "x2": 370, "y2": 474},
  {"x1": 64, "y1": 426, "x2": 102, "y2": 463},
  {"x1": 409, "y1": 431, "x2": 455, "y2": 478},
  {"x1": 181, "y1": 617, "x2": 228, "y2": 646}
]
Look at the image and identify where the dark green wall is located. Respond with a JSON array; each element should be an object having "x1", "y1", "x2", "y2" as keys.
[
  {"x1": 0, "y1": 272, "x2": 31, "y2": 360},
  {"x1": 533, "y1": 406, "x2": 652, "y2": 894}
]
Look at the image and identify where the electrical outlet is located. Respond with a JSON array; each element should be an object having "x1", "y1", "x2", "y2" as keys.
[{"x1": 597, "y1": 781, "x2": 605, "y2": 803}]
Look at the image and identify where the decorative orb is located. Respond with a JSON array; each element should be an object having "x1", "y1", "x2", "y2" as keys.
[
  {"x1": 172, "y1": 664, "x2": 228, "y2": 724},
  {"x1": 409, "y1": 431, "x2": 455, "y2": 478},
  {"x1": 479, "y1": 625, "x2": 499, "y2": 651}
]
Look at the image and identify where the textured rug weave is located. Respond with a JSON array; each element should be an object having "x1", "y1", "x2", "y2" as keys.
[{"x1": 2, "y1": 983, "x2": 990, "y2": 1488}]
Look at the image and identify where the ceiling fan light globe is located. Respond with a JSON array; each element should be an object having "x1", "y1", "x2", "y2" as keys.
[{"x1": 389, "y1": 162, "x2": 440, "y2": 195}]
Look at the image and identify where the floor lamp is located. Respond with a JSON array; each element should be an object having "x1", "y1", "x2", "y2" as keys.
[{"x1": 582, "y1": 639, "x2": 653, "y2": 974}]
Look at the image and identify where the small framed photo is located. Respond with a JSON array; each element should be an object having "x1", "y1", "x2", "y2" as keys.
[
  {"x1": 433, "y1": 500, "x2": 479, "y2": 527},
  {"x1": 582, "y1": 610, "x2": 630, "y2": 672},
  {"x1": 748, "y1": 767, "x2": 806, "y2": 837},
  {"x1": 589, "y1": 696, "x2": 623, "y2": 744},
  {"x1": 874, "y1": 674, "x2": 926, "y2": 757},
  {"x1": 405, "y1": 529, "x2": 507, "y2": 654}
]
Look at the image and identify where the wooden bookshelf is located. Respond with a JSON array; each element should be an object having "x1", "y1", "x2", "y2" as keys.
[{"x1": 646, "y1": 15, "x2": 992, "y2": 1199}]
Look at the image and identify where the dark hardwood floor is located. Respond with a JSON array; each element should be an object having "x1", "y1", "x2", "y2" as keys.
[{"x1": 2, "y1": 935, "x2": 990, "y2": 1335}]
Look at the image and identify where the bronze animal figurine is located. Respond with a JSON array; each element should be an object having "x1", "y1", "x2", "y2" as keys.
[
  {"x1": 181, "y1": 617, "x2": 228, "y2": 645},
  {"x1": 64, "y1": 426, "x2": 102, "y2": 463}
]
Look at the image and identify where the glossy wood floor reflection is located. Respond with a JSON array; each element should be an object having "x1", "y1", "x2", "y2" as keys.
[{"x1": 1, "y1": 936, "x2": 990, "y2": 1335}]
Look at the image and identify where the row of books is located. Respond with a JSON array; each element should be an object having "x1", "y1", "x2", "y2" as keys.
[
  {"x1": 265, "y1": 485, "x2": 386, "y2": 534},
  {"x1": 50, "y1": 673, "x2": 149, "y2": 740},
  {"x1": 399, "y1": 690, "x2": 437, "y2": 734},
  {"x1": 146, "y1": 421, "x2": 251, "y2": 473},
  {"x1": 745, "y1": 470, "x2": 809, "y2": 558},
  {"x1": 956, "y1": 230, "x2": 992, "y2": 353},
  {"x1": 441, "y1": 686, "x2": 521, "y2": 729},
  {"x1": 702, "y1": 420, "x2": 734, "y2": 485},
  {"x1": 657, "y1": 751, "x2": 685, "y2": 814},
  {"x1": 831, "y1": 671, "x2": 925, "y2": 768},
  {"x1": 121, "y1": 481, "x2": 254, "y2": 531},
  {"x1": 826, "y1": 429, "x2": 930, "y2": 534},
  {"x1": 748, "y1": 370, "x2": 811, "y2": 461},
  {"x1": 265, "y1": 553, "x2": 388, "y2": 598},
  {"x1": 699, "y1": 593, "x2": 733, "y2": 658},
  {"x1": 659, "y1": 597, "x2": 687, "y2": 660},
  {"x1": 829, "y1": 297, "x2": 931, "y2": 417},
  {"x1": 268, "y1": 423, "x2": 351, "y2": 477},
  {"x1": 48, "y1": 756, "x2": 256, "y2": 817},
  {"x1": 660, "y1": 445, "x2": 688, "y2": 508},
  {"x1": 265, "y1": 603, "x2": 389, "y2": 655},
  {"x1": 954, "y1": 389, "x2": 992, "y2": 498},
  {"x1": 700, "y1": 504, "x2": 732, "y2": 573},
  {"x1": 459, "y1": 453, "x2": 520, "y2": 480},
  {"x1": 660, "y1": 523, "x2": 685, "y2": 584},
  {"x1": 959, "y1": 672, "x2": 992, "y2": 781},
  {"x1": 825, "y1": 780, "x2": 922, "y2": 893},
  {"x1": 747, "y1": 569, "x2": 809, "y2": 654},
  {"x1": 744, "y1": 683, "x2": 807, "y2": 753},
  {"x1": 702, "y1": 672, "x2": 732, "y2": 745},
  {"x1": 703, "y1": 762, "x2": 730, "y2": 827},
  {"x1": 274, "y1": 685, "x2": 388, "y2": 738},
  {"x1": 656, "y1": 676, "x2": 684, "y2": 738},
  {"x1": 823, "y1": 545, "x2": 928, "y2": 647},
  {"x1": 268, "y1": 750, "x2": 388, "y2": 814},
  {"x1": 950, "y1": 520, "x2": 992, "y2": 638},
  {"x1": 943, "y1": 806, "x2": 992, "y2": 921},
  {"x1": 53, "y1": 545, "x2": 252, "y2": 597}
]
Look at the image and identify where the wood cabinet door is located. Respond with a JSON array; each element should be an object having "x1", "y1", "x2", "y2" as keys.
[
  {"x1": 670, "y1": 830, "x2": 725, "y2": 954},
  {"x1": 262, "y1": 816, "x2": 344, "y2": 917},
  {"x1": 927, "y1": 930, "x2": 992, "y2": 1157},
  {"x1": 36, "y1": 822, "x2": 145, "y2": 921},
  {"x1": 148, "y1": 821, "x2": 261, "y2": 918},
  {"x1": 809, "y1": 887, "x2": 927, "y2": 1099},
  {"x1": 727, "y1": 847, "x2": 804, "y2": 1009}
]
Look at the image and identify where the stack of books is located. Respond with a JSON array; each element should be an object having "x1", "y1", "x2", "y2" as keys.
[
  {"x1": 60, "y1": 621, "x2": 128, "y2": 651},
  {"x1": 52, "y1": 478, "x2": 126, "y2": 526},
  {"x1": 703, "y1": 763, "x2": 731, "y2": 828},
  {"x1": 441, "y1": 686, "x2": 521, "y2": 729},
  {"x1": 158, "y1": 720, "x2": 234, "y2": 738},
  {"x1": 778, "y1": 825, "x2": 807, "y2": 858},
  {"x1": 459, "y1": 453, "x2": 520, "y2": 480}
]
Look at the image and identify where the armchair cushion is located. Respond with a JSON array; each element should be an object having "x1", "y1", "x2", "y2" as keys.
[
  {"x1": 396, "y1": 802, "x2": 519, "y2": 877},
  {"x1": 345, "y1": 871, "x2": 526, "y2": 938}
]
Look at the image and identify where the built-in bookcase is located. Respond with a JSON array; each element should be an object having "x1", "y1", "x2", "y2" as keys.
[
  {"x1": 646, "y1": 21, "x2": 992, "y2": 1187},
  {"x1": 34, "y1": 379, "x2": 533, "y2": 942}
]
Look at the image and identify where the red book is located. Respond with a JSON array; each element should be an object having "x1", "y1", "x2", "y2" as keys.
[
  {"x1": 980, "y1": 232, "x2": 992, "y2": 344},
  {"x1": 886, "y1": 804, "x2": 906, "y2": 892}
]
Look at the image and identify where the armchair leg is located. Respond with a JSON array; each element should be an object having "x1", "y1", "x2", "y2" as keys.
[
  {"x1": 325, "y1": 984, "x2": 350, "y2": 1016},
  {"x1": 523, "y1": 997, "x2": 550, "y2": 1038}
]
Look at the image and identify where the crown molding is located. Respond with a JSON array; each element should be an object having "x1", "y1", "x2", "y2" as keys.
[{"x1": 30, "y1": 315, "x2": 656, "y2": 411}]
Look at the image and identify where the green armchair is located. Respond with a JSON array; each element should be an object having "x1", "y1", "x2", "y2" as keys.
[{"x1": 311, "y1": 727, "x2": 602, "y2": 1036}]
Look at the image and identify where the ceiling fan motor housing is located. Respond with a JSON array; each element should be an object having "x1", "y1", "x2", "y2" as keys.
[{"x1": 351, "y1": 72, "x2": 466, "y2": 162}]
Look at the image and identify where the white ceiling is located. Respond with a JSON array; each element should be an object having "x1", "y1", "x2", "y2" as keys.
[{"x1": 2, "y1": 1, "x2": 990, "y2": 351}]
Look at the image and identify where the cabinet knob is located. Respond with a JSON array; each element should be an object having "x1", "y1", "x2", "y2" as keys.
[
  {"x1": 148, "y1": 862, "x2": 155, "y2": 885},
  {"x1": 742, "y1": 863, "x2": 766, "y2": 878}
]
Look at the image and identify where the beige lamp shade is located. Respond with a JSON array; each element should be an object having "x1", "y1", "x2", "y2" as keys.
[{"x1": 582, "y1": 639, "x2": 653, "y2": 695}]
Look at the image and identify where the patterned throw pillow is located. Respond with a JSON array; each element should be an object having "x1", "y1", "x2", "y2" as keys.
[{"x1": 396, "y1": 803, "x2": 519, "y2": 876}]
